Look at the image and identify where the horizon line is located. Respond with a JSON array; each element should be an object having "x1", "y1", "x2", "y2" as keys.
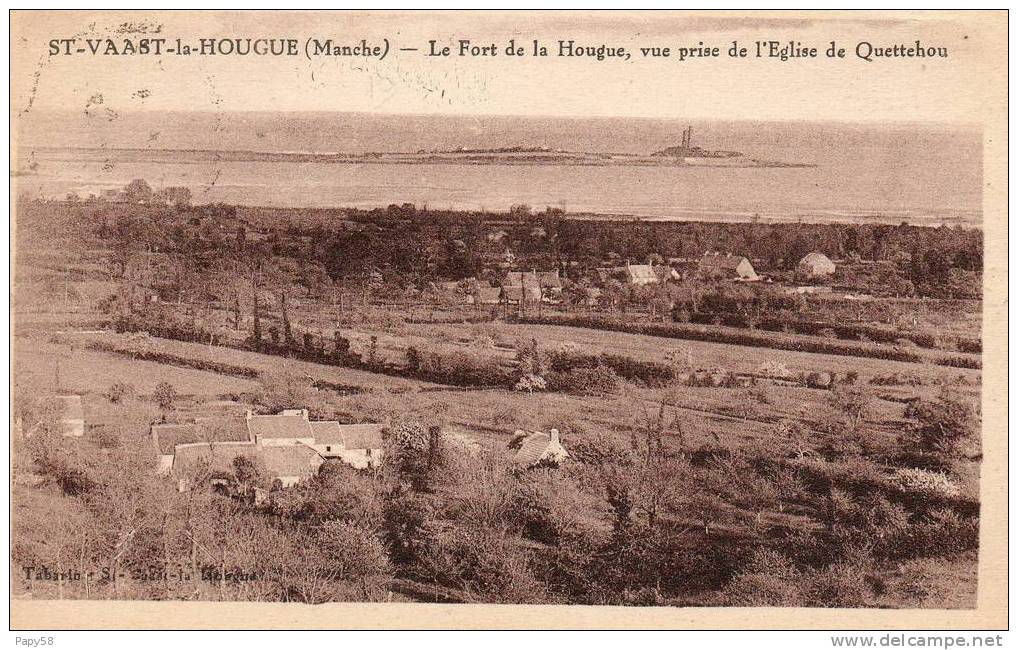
[{"x1": 19, "y1": 108, "x2": 982, "y2": 130}]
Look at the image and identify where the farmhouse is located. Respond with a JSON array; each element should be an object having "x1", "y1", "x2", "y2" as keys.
[
  {"x1": 168, "y1": 409, "x2": 391, "y2": 489},
  {"x1": 260, "y1": 444, "x2": 325, "y2": 488},
  {"x1": 151, "y1": 423, "x2": 199, "y2": 475},
  {"x1": 501, "y1": 271, "x2": 543, "y2": 302},
  {"x1": 798, "y1": 252, "x2": 836, "y2": 278},
  {"x1": 510, "y1": 428, "x2": 568, "y2": 467},
  {"x1": 623, "y1": 263, "x2": 659, "y2": 286},
  {"x1": 151, "y1": 417, "x2": 252, "y2": 475},
  {"x1": 55, "y1": 395, "x2": 85, "y2": 437},
  {"x1": 310, "y1": 421, "x2": 385, "y2": 469},
  {"x1": 473, "y1": 285, "x2": 503, "y2": 305},
  {"x1": 171, "y1": 441, "x2": 262, "y2": 492},
  {"x1": 698, "y1": 253, "x2": 759, "y2": 281},
  {"x1": 246, "y1": 409, "x2": 315, "y2": 446},
  {"x1": 537, "y1": 270, "x2": 564, "y2": 295}
]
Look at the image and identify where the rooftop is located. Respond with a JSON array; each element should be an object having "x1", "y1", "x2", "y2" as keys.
[{"x1": 246, "y1": 412, "x2": 314, "y2": 440}]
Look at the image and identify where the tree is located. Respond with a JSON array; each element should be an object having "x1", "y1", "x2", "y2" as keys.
[
  {"x1": 317, "y1": 520, "x2": 392, "y2": 600},
  {"x1": 155, "y1": 186, "x2": 192, "y2": 209},
  {"x1": 384, "y1": 419, "x2": 437, "y2": 488},
  {"x1": 124, "y1": 179, "x2": 154, "y2": 204},
  {"x1": 153, "y1": 382, "x2": 176, "y2": 420},
  {"x1": 829, "y1": 386, "x2": 872, "y2": 435},
  {"x1": 509, "y1": 203, "x2": 532, "y2": 220}
]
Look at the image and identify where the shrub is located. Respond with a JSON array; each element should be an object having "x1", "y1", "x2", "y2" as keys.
[
  {"x1": 568, "y1": 430, "x2": 633, "y2": 467},
  {"x1": 106, "y1": 381, "x2": 134, "y2": 403},
  {"x1": 514, "y1": 315, "x2": 980, "y2": 370},
  {"x1": 892, "y1": 468, "x2": 961, "y2": 499},
  {"x1": 316, "y1": 520, "x2": 392, "y2": 599},
  {"x1": 905, "y1": 389, "x2": 977, "y2": 455},
  {"x1": 801, "y1": 562, "x2": 873, "y2": 608},
  {"x1": 405, "y1": 345, "x2": 422, "y2": 372},
  {"x1": 382, "y1": 487, "x2": 434, "y2": 566},
  {"x1": 718, "y1": 549, "x2": 803, "y2": 607},
  {"x1": 416, "y1": 522, "x2": 548, "y2": 604},
  {"x1": 956, "y1": 338, "x2": 982, "y2": 354},
  {"x1": 829, "y1": 386, "x2": 873, "y2": 433},
  {"x1": 907, "y1": 509, "x2": 979, "y2": 557},
  {"x1": 417, "y1": 346, "x2": 512, "y2": 387},
  {"x1": 514, "y1": 373, "x2": 547, "y2": 393},
  {"x1": 546, "y1": 364, "x2": 621, "y2": 397},
  {"x1": 547, "y1": 349, "x2": 675, "y2": 387},
  {"x1": 719, "y1": 572, "x2": 802, "y2": 607},
  {"x1": 153, "y1": 381, "x2": 176, "y2": 414}
]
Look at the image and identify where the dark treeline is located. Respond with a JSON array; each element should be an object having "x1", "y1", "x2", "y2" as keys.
[{"x1": 20, "y1": 196, "x2": 982, "y2": 301}]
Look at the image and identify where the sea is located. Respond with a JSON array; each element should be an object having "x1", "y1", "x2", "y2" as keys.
[{"x1": 13, "y1": 111, "x2": 983, "y2": 226}]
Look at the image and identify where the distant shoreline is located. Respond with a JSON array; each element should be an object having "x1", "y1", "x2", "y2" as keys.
[{"x1": 22, "y1": 145, "x2": 817, "y2": 169}]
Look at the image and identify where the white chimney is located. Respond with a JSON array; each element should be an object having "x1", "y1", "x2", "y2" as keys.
[{"x1": 550, "y1": 428, "x2": 560, "y2": 445}]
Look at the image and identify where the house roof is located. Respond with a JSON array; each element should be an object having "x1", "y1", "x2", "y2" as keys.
[
  {"x1": 246, "y1": 413, "x2": 313, "y2": 440},
  {"x1": 55, "y1": 395, "x2": 84, "y2": 421},
  {"x1": 799, "y1": 252, "x2": 836, "y2": 272},
  {"x1": 475, "y1": 286, "x2": 502, "y2": 303},
  {"x1": 194, "y1": 416, "x2": 251, "y2": 442},
  {"x1": 625, "y1": 264, "x2": 658, "y2": 282},
  {"x1": 309, "y1": 420, "x2": 347, "y2": 445},
  {"x1": 512, "y1": 431, "x2": 554, "y2": 466},
  {"x1": 151, "y1": 423, "x2": 200, "y2": 455},
  {"x1": 501, "y1": 286, "x2": 533, "y2": 302},
  {"x1": 308, "y1": 421, "x2": 385, "y2": 449},
  {"x1": 538, "y1": 270, "x2": 562, "y2": 288},
  {"x1": 339, "y1": 423, "x2": 386, "y2": 450},
  {"x1": 699, "y1": 253, "x2": 750, "y2": 271},
  {"x1": 261, "y1": 444, "x2": 323, "y2": 478},
  {"x1": 502, "y1": 271, "x2": 541, "y2": 289},
  {"x1": 172, "y1": 441, "x2": 258, "y2": 477}
]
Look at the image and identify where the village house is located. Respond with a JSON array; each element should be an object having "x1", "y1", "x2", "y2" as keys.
[
  {"x1": 510, "y1": 428, "x2": 569, "y2": 467},
  {"x1": 168, "y1": 409, "x2": 391, "y2": 490},
  {"x1": 501, "y1": 271, "x2": 543, "y2": 301},
  {"x1": 697, "y1": 253, "x2": 759, "y2": 281},
  {"x1": 260, "y1": 444, "x2": 325, "y2": 488},
  {"x1": 797, "y1": 252, "x2": 837, "y2": 279},
  {"x1": 622, "y1": 262, "x2": 659, "y2": 286},
  {"x1": 55, "y1": 395, "x2": 85, "y2": 437},
  {"x1": 310, "y1": 421, "x2": 385, "y2": 469},
  {"x1": 537, "y1": 270, "x2": 564, "y2": 297},
  {"x1": 151, "y1": 422, "x2": 199, "y2": 475},
  {"x1": 246, "y1": 408, "x2": 315, "y2": 446},
  {"x1": 151, "y1": 416, "x2": 251, "y2": 475},
  {"x1": 170, "y1": 440, "x2": 262, "y2": 492},
  {"x1": 472, "y1": 285, "x2": 503, "y2": 306}
]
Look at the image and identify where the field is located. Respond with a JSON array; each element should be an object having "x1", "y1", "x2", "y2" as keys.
[{"x1": 11, "y1": 197, "x2": 983, "y2": 608}]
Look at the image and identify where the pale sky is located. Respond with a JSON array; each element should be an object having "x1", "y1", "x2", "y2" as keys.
[{"x1": 10, "y1": 10, "x2": 1006, "y2": 124}]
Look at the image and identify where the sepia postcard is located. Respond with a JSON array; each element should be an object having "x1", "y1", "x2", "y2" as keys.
[{"x1": 8, "y1": 9, "x2": 1008, "y2": 631}]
